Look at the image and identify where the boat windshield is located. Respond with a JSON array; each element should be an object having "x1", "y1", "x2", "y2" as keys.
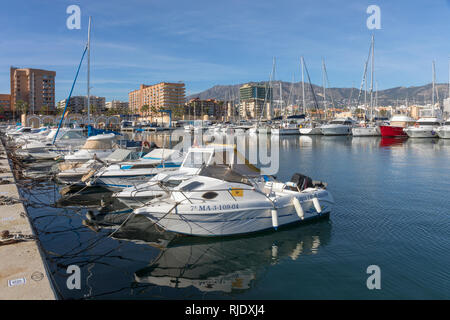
[
  {"x1": 60, "y1": 131, "x2": 85, "y2": 140},
  {"x1": 445, "y1": 122, "x2": 450, "y2": 126},
  {"x1": 182, "y1": 151, "x2": 212, "y2": 169}
]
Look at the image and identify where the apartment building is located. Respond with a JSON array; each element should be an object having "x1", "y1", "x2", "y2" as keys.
[
  {"x1": 239, "y1": 83, "x2": 272, "y2": 119},
  {"x1": 128, "y1": 82, "x2": 185, "y2": 116},
  {"x1": 0, "y1": 94, "x2": 11, "y2": 115},
  {"x1": 185, "y1": 98, "x2": 226, "y2": 120},
  {"x1": 57, "y1": 96, "x2": 106, "y2": 114},
  {"x1": 10, "y1": 67, "x2": 55, "y2": 114}
]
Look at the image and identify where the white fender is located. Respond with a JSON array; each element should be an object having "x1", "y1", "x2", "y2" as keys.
[
  {"x1": 312, "y1": 197, "x2": 322, "y2": 213},
  {"x1": 271, "y1": 209, "x2": 278, "y2": 229},
  {"x1": 292, "y1": 197, "x2": 304, "y2": 219}
]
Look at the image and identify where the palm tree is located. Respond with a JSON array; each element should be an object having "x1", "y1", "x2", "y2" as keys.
[
  {"x1": 15, "y1": 100, "x2": 29, "y2": 115},
  {"x1": 41, "y1": 104, "x2": 49, "y2": 116}
]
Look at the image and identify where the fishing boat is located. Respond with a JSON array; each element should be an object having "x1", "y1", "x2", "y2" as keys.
[
  {"x1": 320, "y1": 118, "x2": 355, "y2": 135},
  {"x1": 134, "y1": 163, "x2": 334, "y2": 237},
  {"x1": 379, "y1": 115, "x2": 416, "y2": 137},
  {"x1": 91, "y1": 148, "x2": 184, "y2": 190}
]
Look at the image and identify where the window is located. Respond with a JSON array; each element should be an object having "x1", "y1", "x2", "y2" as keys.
[{"x1": 202, "y1": 191, "x2": 218, "y2": 199}]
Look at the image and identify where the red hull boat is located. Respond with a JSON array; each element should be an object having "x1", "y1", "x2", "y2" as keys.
[{"x1": 379, "y1": 125, "x2": 407, "y2": 137}]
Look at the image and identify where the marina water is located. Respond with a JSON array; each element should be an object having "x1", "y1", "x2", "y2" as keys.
[{"x1": 21, "y1": 134, "x2": 450, "y2": 299}]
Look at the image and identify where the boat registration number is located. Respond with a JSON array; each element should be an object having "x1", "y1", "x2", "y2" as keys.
[{"x1": 190, "y1": 204, "x2": 239, "y2": 211}]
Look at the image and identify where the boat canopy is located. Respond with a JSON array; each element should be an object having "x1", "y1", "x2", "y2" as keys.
[{"x1": 199, "y1": 164, "x2": 259, "y2": 186}]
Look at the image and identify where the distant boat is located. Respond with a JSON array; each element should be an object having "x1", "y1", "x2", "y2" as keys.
[{"x1": 321, "y1": 117, "x2": 356, "y2": 136}]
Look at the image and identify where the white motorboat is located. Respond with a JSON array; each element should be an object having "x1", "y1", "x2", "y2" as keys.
[
  {"x1": 56, "y1": 148, "x2": 144, "y2": 185},
  {"x1": 436, "y1": 118, "x2": 450, "y2": 139},
  {"x1": 64, "y1": 133, "x2": 117, "y2": 162},
  {"x1": 320, "y1": 118, "x2": 355, "y2": 136},
  {"x1": 351, "y1": 122, "x2": 381, "y2": 137},
  {"x1": 404, "y1": 117, "x2": 442, "y2": 138},
  {"x1": 134, "y1": 168, "x2": 334, "y2": 237},
  {"x1": 271, "y1": 121, "x2": 301, "y2": 135},
  {"x1": 113, "y1": 144, "x2": 233, "y2": 208},
  {"x1": 91, "y1": 148, "x2": 185, "y2": 191},
  {"x1": 299, "y1": 122, "x2": 323, "y2": 135},
  {"x1": 18, "y1": 127, "x2": 86, "y2": 154}
]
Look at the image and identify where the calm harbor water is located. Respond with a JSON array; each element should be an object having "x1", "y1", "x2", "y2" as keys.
[{"x1": 20, "y1": 134, "x2": 450, "y2": 299}]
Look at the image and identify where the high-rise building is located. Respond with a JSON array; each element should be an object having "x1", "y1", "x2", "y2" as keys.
[
  {"x1": 10, "y1": 67, "x2": 56, "y2": 114},
  {"x1": 239, "y1": 83, "x2": 272, "y2": 119},
  {"x1": 57, "y1": 96, "x2": 106, "y2": 114},
  {"x1": 105, "y1": 100, "x2": 129, "y2": 113},
  {"x1": 128, "y1": 82, "x2": 185, "y2": 116},
  {"x1": 185, "y1": 98, "x2": 225, "y2": 120},
  {"x1": 0, "y1": 94, "x2": 11, "y2": 115}
]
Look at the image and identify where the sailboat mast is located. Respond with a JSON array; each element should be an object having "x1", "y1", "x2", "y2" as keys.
[
  {"x1": 301, "y1": 57, "x2": 306, "y2": 115},
  {"x1": 370, "y1": 34, "x2": 374, "y2": 121},
  {"x1": 87, "y1": 16, "x2": 92, "y2": 125},
  {"x1": 432, "y1": 60, "x2": 435, "y2": 117},
  {"x1": 322, "y1": 58, "x2": 327, "y2": 119}
]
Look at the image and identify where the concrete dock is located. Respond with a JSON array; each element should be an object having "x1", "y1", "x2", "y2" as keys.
[{"x1": 0, "y1": 140, "x2": 57, "y2": 300}]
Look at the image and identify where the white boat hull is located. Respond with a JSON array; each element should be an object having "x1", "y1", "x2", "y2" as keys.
[
  {"x1": 404, "y1": 127, "x2": 439, "y2": 138},
  {"x1": 299, "y1": 127, "x2": 322, "y2": 135},
  {"x1": 351, "y1": 126, "x2": 380, "y2": 136},
  {"x1": 321, "y1": 125, "x2": 352, "y2": 136},
  {"x1": 437, "y1": 127, "x2": 450, "y2": 139},
  {"x1": 271, "y1": 128, "x2": 300, "y2": 135},
  {"x1": 135, "y1": 190, "x2": 333, "y2": 237}
]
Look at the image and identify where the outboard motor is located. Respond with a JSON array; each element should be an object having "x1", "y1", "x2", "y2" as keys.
[{"x1": 289, "y1": 173, "x2": 314, "y2": 191}]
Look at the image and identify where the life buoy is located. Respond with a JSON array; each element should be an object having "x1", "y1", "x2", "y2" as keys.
[{"x1": 143, "y1": 140, "x2": 151, "y2": 148}]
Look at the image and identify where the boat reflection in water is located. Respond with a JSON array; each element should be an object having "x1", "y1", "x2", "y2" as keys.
[
  {"x1": 379, "y1": 137, "x2": 408, "y2": 148},
  {"x1": 130, "y1": 220, "x2": 332, "y2": 294}
]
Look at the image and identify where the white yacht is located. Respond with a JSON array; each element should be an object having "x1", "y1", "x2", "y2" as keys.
[
  {"x1": 320, "y1": 118, "x2": 355, "y2": 136},
  {"x1": 64, "y1": 133, "x2": 117, "y2": 162},
  {"x1": 299, "y1": 121, "x2": 323, "y2": 135},
  {"x1": 134, "y1": 169, "x2": 334, "y2": 237},
  {"x1": 351, "y1": 122, "x2": 381, "y2": 137},
  {"x1": 436, "y1": 118, "x2": 450, "y2": 139},
  {"x1": 404, "y1": 118, "x2": 442, "y2": 138},
  {"x1": 271, "y1": 120, "x2": 301, "y2": 135}
]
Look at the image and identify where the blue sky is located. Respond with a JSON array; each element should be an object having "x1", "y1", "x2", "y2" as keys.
[{"x1": 1, "y1": 0, "x2": 449, "y2": 102}]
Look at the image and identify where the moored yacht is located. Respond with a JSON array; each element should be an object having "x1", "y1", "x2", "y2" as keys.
[
  {"x1": 379, "y1": 115, "x2": 416, "y2": 137},
  {"x1": 351, "y1": 121, "x2": 381, "y2": 137},
  {"x1": 404, "y1": 117, "x2": 442, "y2": 138},
  {"x1": 320, "y1": 118, "x2": 355, "y2": 136}
]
